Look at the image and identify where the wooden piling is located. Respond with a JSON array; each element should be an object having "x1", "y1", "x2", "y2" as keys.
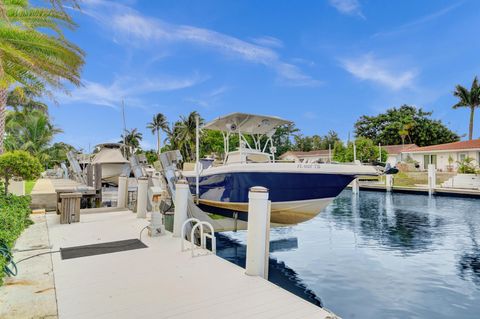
[
  {"x1": 94, "y1": 164, "x2": 102, "y2": 207},
  {"x1": 59, "y1": 192, "x2": 82, "y2": 224}
]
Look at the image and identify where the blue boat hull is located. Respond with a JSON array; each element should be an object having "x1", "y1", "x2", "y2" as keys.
[{"x1": 187, "y1": 172, "x2": 355, "y2": 224}]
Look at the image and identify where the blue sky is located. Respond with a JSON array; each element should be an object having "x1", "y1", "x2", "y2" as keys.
[{"x1": 51, "y1": 0, "x2": 480, "y2": 151}]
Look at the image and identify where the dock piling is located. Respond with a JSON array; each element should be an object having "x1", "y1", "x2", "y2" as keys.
[
  {"x1": 428, "y1": 164, "x2": 436, "y2": 195},
  {"x1": 173, "y1": 180, "x2": 189, "y2": 237},
  {"x1": 245, "y1": 186, "x2": 271, "y2": 279},
  {"x1": 352, "y1": 178, "x2": 359, "y2": 195},
  {"x1": 386, "y1": 174, "x2": 393, "y2": 192},
  {"x1": 136, "y1": 177, "x2": 148, "y2": 218},
  {"x1": 117, "y1": 175, "x2": 128, "y2": 208}
]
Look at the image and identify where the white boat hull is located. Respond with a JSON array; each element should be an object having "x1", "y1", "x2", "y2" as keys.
[{"x1": 198, "y1": 197, "x2": 334, "y2": 224}]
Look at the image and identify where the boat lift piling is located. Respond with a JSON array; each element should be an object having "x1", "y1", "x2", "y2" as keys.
[
  {"x1": 195, "y1": 114, "x2": 200, "y2": 204},
  {"x1": 117, "y1": 175, "x2": 128, "y2": 208},
  {"x1": 136, "y1": 177, "x2": 148, "y2": 218},
  {"x1": 173, "y1": 180, "x2": 190, "y2": 237},
  {"x1": 351, "y1": 142, "x2": 360, "y2": 195},
  {"x1": 245, "y1": 186, "x2": 271, "y2": 279}
]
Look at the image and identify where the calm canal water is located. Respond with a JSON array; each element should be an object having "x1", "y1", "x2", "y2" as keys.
[{"x1": 215, "y1": 190, "x2": 480, "y2": 318}]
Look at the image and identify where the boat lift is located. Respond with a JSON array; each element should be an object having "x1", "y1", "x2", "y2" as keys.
[{"x1": 157, "y1": 150, "x2": 248, "y2": 232}]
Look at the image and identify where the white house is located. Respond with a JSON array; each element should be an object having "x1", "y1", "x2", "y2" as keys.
[
  {"x1": 381, "y1": 144, "x2": 418, "y2": 166},
  {"x1": 279, "y1": 145, "x2": 416, "y2": 165},
  {"x1": 402, "y1": 139, "x2": 480, "y2": 171},
  {"x1": 279, "y1": 150, "x2": 332, "y2": 163}
]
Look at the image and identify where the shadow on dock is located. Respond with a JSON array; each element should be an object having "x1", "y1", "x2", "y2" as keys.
[{"x1": 215, "y1": 233, "x2": 323, "y2": 307}]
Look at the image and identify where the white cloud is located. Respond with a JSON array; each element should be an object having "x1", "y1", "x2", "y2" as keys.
[
  {"x1": 328, "y1": 0, "x2": 364, "y2": 18},
  {"x1": 291, "y1": 58, "x2": 316, "y2": 67},
  {"x1": 82, "y1": 0, "x2": 319, "y2": 87},
  {"x1": 373, "y1": 2, "x2": 462, "y2": 37},
  {"x1": 62, "y1": 74, "x2": 206, "y2": 108},
  {"x1": 185, "y1": 86, "x2": 230, "y2": 109},
  {"x1": 340, "y1": 54, "x2": 417, "y2": 90},
  {"x1": 251, "y1": 36, "x2": 284, "y2": 48}
]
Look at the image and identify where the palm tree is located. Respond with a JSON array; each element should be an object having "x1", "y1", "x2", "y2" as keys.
[
  {"x1": 453, "y1": 76, "x2": 480, "y2": 140},
  {"x1": 4, "y1": 110, "x2": 62, "y2": 164},
  {"x1": 121, "y1": 128, "x2": 143, "y2": 157},
  {"x1": 146, "y1": 113, "x2": 169, "y2": 157},
  {"x1": 0, "y1": 0, "x2": 84, "y2": 153},
  {"x1": 398, "y1": 122, "x2": 414, "y2": 146},
  {"x1": 7, "y1": 87, "x2": 48, "y2": 114},
  {"x1": 176, "y1": 111, "x2": 203, "y2": 161}
]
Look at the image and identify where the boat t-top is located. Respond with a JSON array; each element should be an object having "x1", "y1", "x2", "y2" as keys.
[{"x1": 182, "y1": 112, "x2": 391, "y2": 224}]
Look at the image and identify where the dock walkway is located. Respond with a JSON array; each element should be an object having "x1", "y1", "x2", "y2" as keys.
[
  {"x1": 354, "y1": 182, "x2": 480, "y2": 198},
  {"x1": 42, "y1": 210, "x2": 334, "y2": 319},
  {"x1": 30, "y1": 178, "x2": 96, "y2": 211}
]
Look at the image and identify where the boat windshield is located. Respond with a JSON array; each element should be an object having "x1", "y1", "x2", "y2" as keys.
[{"x1": 225, "y1": 151, "x2": 271, "y2": 165}]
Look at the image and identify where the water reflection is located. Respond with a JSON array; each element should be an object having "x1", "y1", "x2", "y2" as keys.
[
  {"x1": 458, "y1": 222, "x2": 480, "y2": 285},
  {"x1": 327, "y1": 192, "x2": 445, "y2": 253},
  {"x1": 215, "y1": 233, "x2": 323, "y2": 307},
  {"x1": 217, "y1": 191, "x2": 480, "y2": 318}
]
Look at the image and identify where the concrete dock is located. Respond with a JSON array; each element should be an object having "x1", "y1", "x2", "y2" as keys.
[
  {"x1": 1, "y1": 210, "x2": 336, "y2": 319},
  {"x1": 30, "y1": 178, "x2": 96, "y2": 211},
  {"x1": 352, "y1": 182, "x2": 480, "y2": 198}
]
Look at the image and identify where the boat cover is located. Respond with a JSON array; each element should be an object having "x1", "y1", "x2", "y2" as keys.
[
  {"x1": 92, "y1": 148, "x2": 128, "y2": 164},
  {"x1": 203, "y1": 112, "x2": 292, "y2": 135}
]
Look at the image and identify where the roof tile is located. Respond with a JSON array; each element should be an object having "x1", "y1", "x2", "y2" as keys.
[{"x1": 408, "y1": 139, "x2": 480, "y2": 152}]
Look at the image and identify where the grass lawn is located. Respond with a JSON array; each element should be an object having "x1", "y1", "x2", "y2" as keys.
[
  {"x1": 25, "y1": 180, "x2": 36, "y2": 195},
  {"x1": 393, "y1": 172, "x2": 454, "y2": 187}
]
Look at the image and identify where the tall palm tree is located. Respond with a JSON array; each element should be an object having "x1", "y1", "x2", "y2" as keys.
[
  {"x1": 120, "y1": 128, "x2": 143, "y2": 157},
  {"x1": 453, "y1": 76, "x2": 480, "y2": 140},
  {"x1": 146, "y1": 113, "x2": 169, "y2": 157},
  {"x1": 0, "y1": 0, "x2": 84, "y2": 153},
  {"x1": 176, "y1": 111, "x2": 203, "y2": 161},
  {"x1": 163, "y1": 120, "x2": 182, "y2": 151}
]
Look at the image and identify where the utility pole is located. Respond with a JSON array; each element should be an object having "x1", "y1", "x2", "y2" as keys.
[{"x1": 122, "y1": 100, "x2": 127, "y2": 158}]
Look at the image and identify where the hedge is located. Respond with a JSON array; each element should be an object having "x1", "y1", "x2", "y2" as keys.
[{"x1": 0, "y1": 193, "x2": 32, "y2": 285}]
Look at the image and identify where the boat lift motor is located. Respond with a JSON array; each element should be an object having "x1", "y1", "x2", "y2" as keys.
[{"x1": 148, "y1": 186, "x2": 165, "y2": 237}]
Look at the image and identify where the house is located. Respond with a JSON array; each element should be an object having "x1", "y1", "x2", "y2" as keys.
[
  {"x1": 402, "y1": 139, "x2": 480, "y2": 171},
  {"x1": 381, "y1": 144, "x2": 418, "y2": 166},
  {"x1": 279, "y1": 150, "x2": 332, "y2": 163}
]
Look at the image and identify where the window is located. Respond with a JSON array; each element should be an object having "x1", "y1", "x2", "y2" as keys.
[
  {"x1": 423, "y1": 154, "x2": 437, "y2": 169},
  {"x1": 459, "y1": 153, "x2": 467, "y2": 161}
]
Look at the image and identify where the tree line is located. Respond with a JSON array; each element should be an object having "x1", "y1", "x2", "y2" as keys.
[
  {"x1": 119, "y1": 101, "x2": 461, "y2": 165},
  {"x1": 1, "y1": 0, "x2": 478, "y2": 168}
]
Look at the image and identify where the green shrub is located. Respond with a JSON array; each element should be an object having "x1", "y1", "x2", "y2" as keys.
[
  {"x1": 0, "y1": 193, "x2": 32, "y2": 285},
  {"x1": 457, "y1": 157, "x2": 477, "y2": 174},
  {"x1": 333, "y1": 138, "x2": 388, "y2": 163},
  {"x1": 0, "y1": 151, "x2": 42, "y2": 195}
]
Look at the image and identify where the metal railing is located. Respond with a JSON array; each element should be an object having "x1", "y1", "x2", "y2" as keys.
[{"x1": 180, "y1": 218, "x2": 216, "y2": 257}]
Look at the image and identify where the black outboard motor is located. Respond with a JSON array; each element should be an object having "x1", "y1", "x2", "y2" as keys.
[
  {"x1": 372, "y1": 161, "x2": 399, "y2": 175},
  {"x1": 384, "y1": 163, "x2": 399, "y2": 175}
]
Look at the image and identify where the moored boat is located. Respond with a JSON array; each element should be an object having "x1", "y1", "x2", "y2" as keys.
[
  {"x1": 182, "y1": 113, "x2": 391, "y2": 224},
  {"x1": 91, "y1": 143, "x2": 129, "y2": 186}
]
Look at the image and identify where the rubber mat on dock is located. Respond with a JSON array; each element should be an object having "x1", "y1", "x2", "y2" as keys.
[{"x1": 60, "y1": 239, "x2": 148, "y2": 260}]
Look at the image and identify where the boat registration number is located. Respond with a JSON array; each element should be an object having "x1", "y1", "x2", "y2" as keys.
[{"x1": 297, "y1": 164, "x2": 323, "y2": 169}]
